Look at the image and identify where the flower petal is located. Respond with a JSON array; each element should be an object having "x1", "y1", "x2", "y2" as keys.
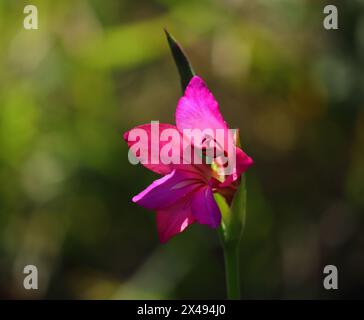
[
  {"x1": 124, "y1": 122, "x2": 211, "y2": 175},
  {"x1": 132, "y1": 169, "x2": 203, "y2": 210},
  {"x1": 191, "y1": 186, "x2": 221, "y2": 228},
  {"x1": 176, "y1": 76, "x2": 228, "y2": 134},
  {"x1": 176, "y1": 76, "x2": 249, "y2": 183},
  {"x1": 124, "y1": 123, "x2": 184, "y2": 175},
  {"x1": 218, "y1": 147, "x2": 254, "y2": 187},
  {"x1": 156, "y1": 200, "x2": 196, "y2": 243},
  {"x1": 235, "y1": 147, "x2": 254, "y2": 177}
]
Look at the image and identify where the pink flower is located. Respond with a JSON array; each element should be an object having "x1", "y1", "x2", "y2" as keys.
[{"x1": 124, "y1": 76, "x2": 253, "y2": 242}]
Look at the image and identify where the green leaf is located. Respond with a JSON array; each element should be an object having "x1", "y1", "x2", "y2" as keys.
[
  {"x1": 225, "y1": 175, "x2": 247, "y2": 244},
  {"x1": 214, "y1": 193, "x2": 230, "y2": 227},
  {"x1": 214, "y1": 193, "x2": 230, "y2": 241},
  {"x1": 164, "y1": 28, "x2": 195, "y2": 92},
  {"x1": 214, "y1": 193, "x2": 230, "y2": 245}
]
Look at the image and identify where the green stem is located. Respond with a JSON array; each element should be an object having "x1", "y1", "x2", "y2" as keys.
[
  {"x1": 222, "y1": 242, "x2": 240, "y2": 299},
  {"x1": 216, "y1": 174, "x2": 247, "y2": 299}
]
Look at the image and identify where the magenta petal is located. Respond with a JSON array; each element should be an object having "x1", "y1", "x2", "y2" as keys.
[
  {"x1": 124, "y1": 122, "x2": 210, "y2": 174},
  {"x1": 218, "y1": 147, "x2": 254, "y2": 187},
  {"x1": 191, "y1": 186, "x2": 221, "y2": 228},
  {"x1": 156, "y1": 200, "x2": 196, "y2": 243},
  {"x1": 175, "y1": 76, "x2": 236, "y2": 168},
  {"x1": 124, "y1": 123, "x2": 183, "y2": 175},
  {"x1": 236, "y1": 147, "x2": 254, "y2": 176},
  {"x1": 132, "y1": 169, "x2": 203, "y2": 210},
  {"x1": 176, "y1": 76, "x2": 228, "y2": 134}
]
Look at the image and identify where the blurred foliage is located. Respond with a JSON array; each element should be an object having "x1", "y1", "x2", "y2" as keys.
[{"x1": 0, "y1": 0, "x2": 363, "y2": 299}]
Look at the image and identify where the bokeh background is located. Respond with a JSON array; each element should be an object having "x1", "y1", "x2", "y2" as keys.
[{"x1": 0, "y1": 0, "x2": 363, "y2": 299}]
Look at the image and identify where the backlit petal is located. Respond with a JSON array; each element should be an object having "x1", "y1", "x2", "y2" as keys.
[
  {"x1": 176, "y1": 76, "x2": 228, "y2": 135},
  {"x1": 132, "y1": 169, "x2": 203, "y2": 210},
  {"x1": 156, "y1": 200, "x2": 196, "y2": 243},
  {"x1": 191, "y1": 186, "x2": 221, "y2": 228}
]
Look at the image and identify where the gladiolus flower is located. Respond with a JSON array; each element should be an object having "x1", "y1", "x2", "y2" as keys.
[{"x1": 124, "y1": 76, "x2": 253, "y2": 242}]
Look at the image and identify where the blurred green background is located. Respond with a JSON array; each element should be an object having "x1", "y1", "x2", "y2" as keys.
[{"x1": 0, "y1": 0, "x2": 363, "y2": 299}]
